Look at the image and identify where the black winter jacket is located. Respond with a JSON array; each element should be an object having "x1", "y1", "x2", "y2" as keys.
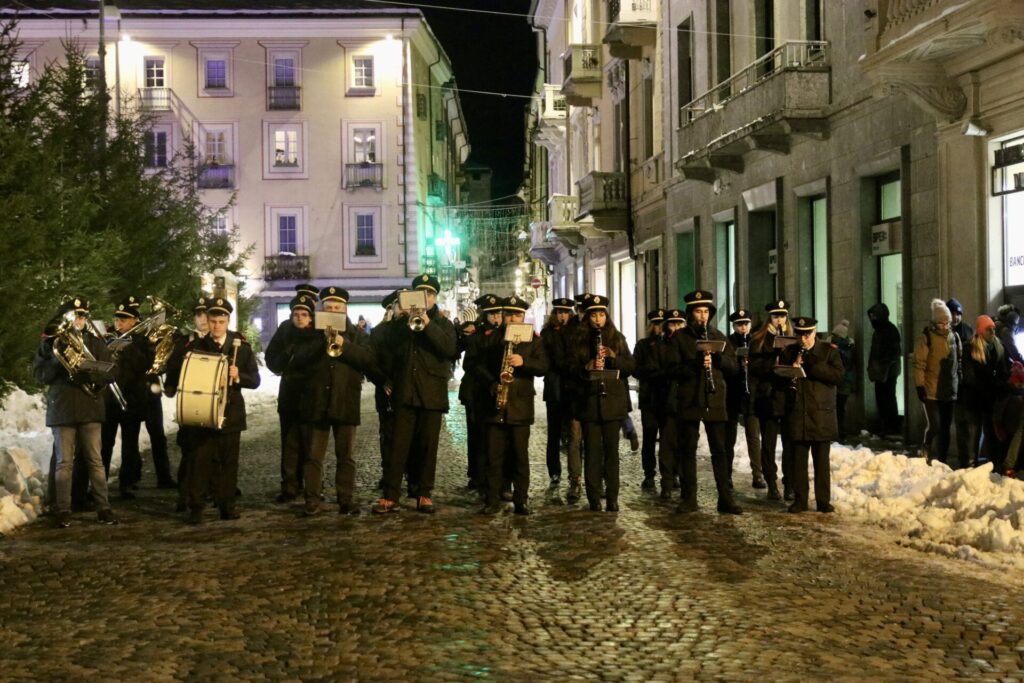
[
  {"x1": 379, "y1": 307, "x2": 458, "y2": 411},
  {"x1": 780, "y1": 340, "x2": 844, "y2": 442},
  {"x1": 471, "y1": 326, "x2": 549, "y2": 426},
  {"x1": 668, "y1": 325, "x2": 737, "y2": 423},
  {"x1": 265, "y1": 322, "x2": 323, "y2": 418},
  {"x1": 302, "y1": 324, "x2": 381, "y2": 425},
  {"x1": 33, "y1": 331, "x2": 117, "y2": 426},
  {"x1": 568, "y1": 324, "x2": 635, "y2": 422},
  {"x1": 726, "y1": 331, "x2": 754, "y2": 415},
  {"x1": 187, "y1": 332, "x2": 260, "y2": 433}
]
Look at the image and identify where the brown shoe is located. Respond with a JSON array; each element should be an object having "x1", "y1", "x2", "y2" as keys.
[
  {"x1": 417, "y1": 496, "x2": 435, "y2": 514},
  {"x1": 371, "y1": 498, "x2": 397, "y2": 514}
]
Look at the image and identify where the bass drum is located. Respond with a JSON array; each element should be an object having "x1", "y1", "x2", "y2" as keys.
[{"x1": 176, "y1": 351, "x2": 228, "y2": 429}]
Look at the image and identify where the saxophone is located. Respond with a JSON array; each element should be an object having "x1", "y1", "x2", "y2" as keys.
[{"x1": 496, "y1": 339, "x2": 517, "y2": 411}]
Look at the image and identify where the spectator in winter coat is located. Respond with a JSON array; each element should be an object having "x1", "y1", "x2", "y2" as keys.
[
  {"x1": 868, "y1": 302, "x2": 902, "y2": 435},
  {"x1": 962, "y1": 315, "x2": 1008, "y2": 471},
  {"x1": 830, "y1": 319, "x2": 856, "y2": 442},
  {"x1": 947, "y1": 298, "x2": 976, "y2": 468},
  {"x1": 995, "y1": 304, "x2": 1023, "y2": 366},
  {"x1": 913, "y1": 299, "x2": 961, "y2": 465}
]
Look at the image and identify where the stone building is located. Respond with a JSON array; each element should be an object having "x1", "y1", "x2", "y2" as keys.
[{"x1": 5, "y1": 0, "x2": 470, "y2": 342}]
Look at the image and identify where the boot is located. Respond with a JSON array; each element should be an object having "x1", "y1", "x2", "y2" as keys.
[
  {"x1": 766, "y1": 480, "x2": 781, "y2": 501},
  {"x1": 717, "y1": 498, "x2": 743, "y2": 515},
  {"x1": 752, "y1": 474, "x2": 767, "y2": 489},
  {"x1": 566, "y1": 478, "x2": 582, "y2": 503}
]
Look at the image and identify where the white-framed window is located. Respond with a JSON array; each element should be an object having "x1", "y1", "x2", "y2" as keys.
[
  {"x1": 262, "y1": 121, "x2": 309, "y2": 179},
  {"x1": 347, "y1": 54, "x2": 376, "y2": 95},
  {"x1": 12, "y1": 60, "x2": 30, "y2": 88},
  {"x1": 84, "y1": 56, "x2": 102, "y2": 89},
  {"x1": 265, "y1": 205, "x2": 308, "y2": 255},
  {"x1": 343, "y1": 121, "x2": 385, "y2": 189},
  {"x1": 353, "y1": 126, "x2": 377, "y2": 163},
  {"x1": 192, "y1": 42, "x2": 238, "y2": 97},
  {"x1": 195, "y1": 122, "x2": 238, "y2": 189},
  {"x1": 273, "y1": 53, "x2": 297, "y2": 86},
  {"x1": 143, "y1": 124, "x2": 173, "y2": 169},
  {"x1": 213, "y1": 213, "x2": 229, "y2": 236},
  {"x1": 344, "y1": 205, "x2": 385, "y2": 269},
  {"x1": 144, "y1": 57, "x2": 165, "y2": 87}
]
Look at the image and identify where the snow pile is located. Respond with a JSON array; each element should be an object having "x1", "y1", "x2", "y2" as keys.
[
  {"x1": 831, "y1": 446, "x2": 1024, "y2": 563},
  {"x1": 0, "y1": 446, "x2": 45, "y2": 534}
]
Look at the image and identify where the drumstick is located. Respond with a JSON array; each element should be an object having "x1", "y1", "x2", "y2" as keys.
[{"x1": 230, "y1": 338, "x2": 242, "y2": 385}]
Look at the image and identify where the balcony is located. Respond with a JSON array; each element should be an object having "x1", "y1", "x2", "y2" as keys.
[
  {"x1": 576, "y1": 171, "x2": 627, "y2": 233},
  {"x1": 267, "y1": 85, "x2": 301, "y2": 111},
  {"x1": 197, "y1": 164, "x2": 235, "y2": 190},
  {"x1": 561, "y1": 44, "x2": 603, "y2": 107},
  {"x1": 603, "y1": 0, "x2": 657, "y2": 60},
  {"x1": 428, "y1": 173, "x2": 448, "y2": 203},
  {"x1": 546, "y1": 193, "x2": 603, "y2": 247},
  {"x1": 264, "y1": 254, "x2": 310, "y2": 281},
  {"x1": 861, "y1": 0, "x2": 1022, "y2": 122},
  {"x1": 676, "y1": 41, "x2": 831, "y2": 183},
  {"x1": 344, "y1": 162, "x2": 384, "y2": 191},
  {"x1": 536, "y1": 84, "x2": 567, "y2": 147},
  {"x1": 528, "y1": 220, "x2": 568, "y2": 266},
  {"x1": 138, "y1": 87, "x2": 170, "y2": 111}
]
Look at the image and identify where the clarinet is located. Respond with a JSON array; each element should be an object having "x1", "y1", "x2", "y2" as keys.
[
  {"x1": 702, "y1": 326, "x2": 716, "y2": 395},
  {"x1": 595, "y1": 328, "x2": 607, "y2": 397},
  {"x1": 740, "y1": 336, "x2": 749, "y2": 397}
]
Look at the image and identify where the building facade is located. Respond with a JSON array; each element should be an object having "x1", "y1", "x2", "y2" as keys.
[
  {"x1": 525, "y1": 0, "x2": 1024, "y2": 438},
  {"x1": 6, "y1": 1, "x2": 469, "y2": 343}
]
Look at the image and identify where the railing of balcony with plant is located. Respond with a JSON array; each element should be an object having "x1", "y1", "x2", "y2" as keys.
[
  {"x1": 267, "y1": 86, "x2": 301, "y2": 111},
  {"x1": 344, "y1": 162, "x2": 384, "y2": 190},
  {"x1": 264, "y1": 254, "x2": 310, "y2": 281}
]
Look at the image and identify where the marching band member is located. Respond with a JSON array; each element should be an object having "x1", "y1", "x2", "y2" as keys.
[
  {"x1": 370, "y1": 289, "x2": 401, "y2": 488},
  {"x1": 668, "y1": 290, "x2": 741, "y2": 515},
  {"x1": 182, "y1": 297, "x2": 260, "y2": 524},
  {"x1": 779, "y1": 316, "x2": 843, "y2": 513},
  {"x1": 459, "y1": 294, "x2": 504, "y2": 494},
  {"x1": 541, "y1": 297, "x2": 575, "y2": 490},
  {"x1": 569, "y1": 294, "x2": 634, "y2": 512},
  {"x1": 165, "y1": 296, "x2": 209, "y2": 512},
  {"x1": 34, "y1": 297, "x2": 119, "y2": 528},
  {"x1": 373, "y1": 274, "x2": 458, "y2": 514},
  {"x1": 300, "y1": 286, "x2": 381, "y2": 516},
  {"x1": 725, "y1": 308, "x2": 766, "y2": 489},
  {"x1": 474, "y1": 295, "x2": 548, "y2": 515},
  {"x1": 632, "y1": 308, "x2": 666, "y2": 491},
  {"x1": 266, "y1": 293, "x2": 321, "y2": 503},
  {"x1": 657, "y1": 309, "x2": 685, "y2": 499},
  {"x1": 749, "y1": 300, "x2": 795, "y2": 501}
]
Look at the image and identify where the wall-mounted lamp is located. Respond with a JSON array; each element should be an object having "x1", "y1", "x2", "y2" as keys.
[{"x1": 961, "y1": 118, "x2": 990, "y2": 137}]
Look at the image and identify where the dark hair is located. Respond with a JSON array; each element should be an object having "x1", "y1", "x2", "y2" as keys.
[{"x1": 543, "y1": 309, "x2": 570, "y2": 330}]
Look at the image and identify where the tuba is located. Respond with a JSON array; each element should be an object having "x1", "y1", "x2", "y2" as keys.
[{"x1": 51, "y1": 311, "x2": 128, "y2": 409}]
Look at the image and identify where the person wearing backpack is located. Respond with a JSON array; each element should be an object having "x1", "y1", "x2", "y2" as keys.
[{"x1": 913, "y1": 300, "x2": 961, "y2": 465}]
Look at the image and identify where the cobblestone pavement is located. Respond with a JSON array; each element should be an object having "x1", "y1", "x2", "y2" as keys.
[{"x1": 3, "y1": 383, "x2": 1024, "y2": 682}]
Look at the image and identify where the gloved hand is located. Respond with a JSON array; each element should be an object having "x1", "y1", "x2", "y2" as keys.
[{"x1": 916, "y1": 386, "x2": 927, "y2": 403}]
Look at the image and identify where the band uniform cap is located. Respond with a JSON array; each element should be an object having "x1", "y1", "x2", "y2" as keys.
[
  {"x1": 684, "y1": 290, "x2": 715, "y2": 309},
  {"x1": 665, "y1": 308, "x2": 685, "y2": 323},
  {"x1": 573, "y1": 293, "x2": 589, "y2": 304},
  {"x1": 766, "y1": 299, "x2": 791, "y2": 315},
  {"x1": 583, "y1": 294, "x2": 609, "y2": 313},
  {"x1": 729, "y1": 309, "x2": 752, "y2": 323},
  {"x1": 62, "y1": 296, "x2": 90, "y2": 315},
  {"x1": 113, "y1": 295, "x2": 142, "y2": 319},
  {"x1": 478, "y1": 295, "x2": 502, "y2": 312},
  {"x1": 207, "y1": 297, "x2": 233, "y2": 316},
  {"x1": 501, "y1": 295, "x2": 528, "y2": 313},
  {"x1": 412, "y1": 273, "x2": 440, "y2": 293},
  {"x1": 294, "y1": 283, "x2": 321, "y2": 301},
  {"x1": 552, "y1": 297, "x2": 575, "y2": 311},
  {"x1": 321, "y1": 286, "x2": 349, "y2": 303},
  {"x1": 647, "y1": 309, "x2": 666, "y2": 323},
  {"x1": 193, "y1": 296, "x2": 208, "y2": 313},
  {"x1": 793, "y1": 316, "x2": 818, "y2": 332},
  {"x1": 290, "y1": 295, "x2": 315, "y2": 314}
]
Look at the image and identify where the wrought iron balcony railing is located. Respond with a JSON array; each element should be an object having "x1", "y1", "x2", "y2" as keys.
[
  {"x1": 267, "y1": 86, "x2": 301, "y2": 111},
  {"x1": 344, "y1": 162, "x2": 384, "y2": 190},
  {"x1": 562, "y1": 44, "x2": 602, "y2": 83},
  {"x1": 263, "y1": 254, "x2": 310, "y2": 281},
  {"x1": 197, "y1": 164, "x2": 235, "y2": 190},
  {"x1": 138, "y1": 87, "x2": 170, "y2": 111}
]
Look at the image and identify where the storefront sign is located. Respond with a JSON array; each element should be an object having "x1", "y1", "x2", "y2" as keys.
[
  {"x1": 767, "y1": 249, "x2": 778, "y2": 275},
  {"x1": 871, "y1": 221, "x2": 902, "y2": 256},
  {"x1": 1007, "y1": 198, "x2": 1024, "y2": 287}
]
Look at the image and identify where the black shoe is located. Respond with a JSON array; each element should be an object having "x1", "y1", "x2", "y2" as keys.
[
  {"x1": 97, "y1": 509, "x2": 119, "y2": 525},
  {"x1": 605, "y1": 501, "x2": 619, "y2": 513},
  {"x1": 467, "y1": 478, "x2": 479, "y2": 490},
  {"x1": 514, "y1": 503, "x2": 532, "y2": 516},
  {"x1": 817, "y1": 503, "x2": 835, "y2": 513},
  {"x1": 479, "y1": 504, "x2": 502, "y2": 515},
  {"x1": 784, "y1": 488, "x2": 795, "y2": 502},
  {"x1": 119, "y1": 489, "x2": 135, "y2": 501},
  {"x1": 303, "y1": 502, "x2": 320, "y2": 517},
  {"x1": 219, "y1": 508, "x2": 241, "y2": 520},
  {"x1": 766, "y1": 483, "x2": 781, "y2": 501},
  {"x1": 588, "y1": 501, "x2": 602, "y2": 512},
  {"x1": 598, "y1": 487, "x2": 606, "y2": 499},
  {"x1": 659, "y1": 487, "x2": 671, "y2": 500},
  {"x1": 787, "y1": 503, "x2": 808, "y2": 514},
  {"x1": 275, "y1": 492, "x2": 296, "y2": 503},
  {"x1": 549, "y1": 475, "x2": 561, "y2": 488},
  {"x1": 174, "y1": 502, "x2": 186, "y2": 513},
  {"x1": 675, "y1": 500, "x2": 698, "y2": 514},
  {"x1": 55, "y1": 512, "x2": 72, "y2": 529},
  {"x1": 641, "y1": 477, "x2": 656, "y2": 491},
  {"x1": 156, "y1": 480, "x2": 177, "y2": 490},
  {"x1": 500, "y1": 490, "x2": 514, "y2": 502},
  {"x1": 338, "y1": 502, "x2": 361, "y2": 516},
  {"x1": 566, "y1": 481, "x2": 582, "y2": 503},
  {"x1": 187, "y1": 509, "x2": 204, "y2": 525},
  {"x1": 751, "y1": 476, "x2": 767, "y2": 489},
  {"x1": 627, "y1": 431, "x2": 640, "y2": 452},
  {"x1": 672, "y1": 477, "x2": 680, "y2": 490},
  {"x1": 717, "y1": 501, "x2": 743, "y2": 515}
]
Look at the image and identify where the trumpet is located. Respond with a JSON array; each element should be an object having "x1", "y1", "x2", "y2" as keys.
[
  {"x1": 408, "y1": 308, "x2": 426, "y2": 332},
  {"x1": 326, "y1": 326, "x2": 344, "y2": 357}
]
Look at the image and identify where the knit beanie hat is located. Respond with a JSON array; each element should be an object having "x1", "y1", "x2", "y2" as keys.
[
  {"x1": 831, "y1": 319, "x2": 850, "y2": 339},
  {"x1": 931, "y1": 298, "x2": 952, "y2": 324},
  {"x1": 975, "y1": 315, "x2": 995, "y2": 336}
]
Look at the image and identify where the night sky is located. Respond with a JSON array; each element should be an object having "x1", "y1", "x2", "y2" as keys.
[{"x1": 411, "y1": 0, "x2": 537, "y2": 202}]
